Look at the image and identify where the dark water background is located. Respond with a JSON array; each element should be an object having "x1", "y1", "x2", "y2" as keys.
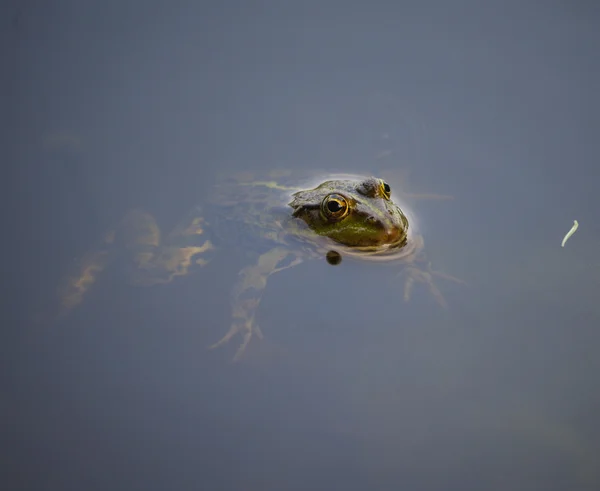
[{"x1": 5, "y1": 1, "x2": 600, "y2": 490}]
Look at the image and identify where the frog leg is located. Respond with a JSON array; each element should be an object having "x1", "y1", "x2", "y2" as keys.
[
  {"x1": 125, "y1": 209, "x2": 214, "y2": 286},
  {"x1": 56, "y1": 228, "x2": 117, "y2": 318},
  {"x1": 403, "y1": 262, "x2": 465, "y2": 308},
  {"x1": 54, "y1": 209, "x2": 161, "y2": 319},
  {"x1": 54, "y1": 209, "x2": 213, "y2": 319},
  {"x1": 209, "y1": 247, "x2": 303, "y2": 362}
]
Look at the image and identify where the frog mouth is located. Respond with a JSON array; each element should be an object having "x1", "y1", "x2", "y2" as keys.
[
  {"x1": 332, "y1": 233, "x2": 414, "y2": 262},
  {"x1": 354, "y1": 234, "x2": 408, "y2": 252}
]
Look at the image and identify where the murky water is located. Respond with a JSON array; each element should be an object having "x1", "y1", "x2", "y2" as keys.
[{"x1": 5, "y1": 2, "x2": 600, "y2": 490}]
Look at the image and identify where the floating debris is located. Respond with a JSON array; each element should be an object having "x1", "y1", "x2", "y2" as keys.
[{"x1": 561, "y1": 220, "x2": 579, "y2": 247}]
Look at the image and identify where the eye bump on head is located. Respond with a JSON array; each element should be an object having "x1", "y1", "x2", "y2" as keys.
[{"x1": 356, "y1": 177, "x2": 391, "y2": 200}]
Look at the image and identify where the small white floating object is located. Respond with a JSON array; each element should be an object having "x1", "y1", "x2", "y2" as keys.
[{"x1": 561, "y1": 220, "x2": 579, "y2": 247}]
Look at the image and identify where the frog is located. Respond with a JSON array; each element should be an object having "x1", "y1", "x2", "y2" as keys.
[{"x1": 52, "y1": 170, "x2": 463, "y2": 361}]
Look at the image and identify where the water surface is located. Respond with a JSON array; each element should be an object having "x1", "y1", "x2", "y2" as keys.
[{"x1": 5, "y1": 2, "x2": 600, "y2": 490}]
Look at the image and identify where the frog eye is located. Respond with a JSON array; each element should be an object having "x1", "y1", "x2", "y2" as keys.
[
  {"x1": 322, "y1": 193, "x2": 349, "y2": 220},
  {"x1": 379, "y1": 180, "x2": 391, "y2": 200}
]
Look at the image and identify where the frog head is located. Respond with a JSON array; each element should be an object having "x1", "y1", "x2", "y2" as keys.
[{"x1": 289, "y1": 177, "x2": 409, "y2": 248}]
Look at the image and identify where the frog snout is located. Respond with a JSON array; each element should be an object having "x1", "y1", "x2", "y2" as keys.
[
  {"x1": 366, "y1": 216, "x2": 404, "y2": 244},
  {"x1": 384, "y1": 223, "x2": 404, "y2": 243}
]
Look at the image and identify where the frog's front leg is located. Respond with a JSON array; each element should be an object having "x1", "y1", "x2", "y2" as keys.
[
  {"x1": 396, "y1": 235, "x2": 465, "y2": 308},
  {"x1": 403, "y1": 262, "x2": 465, "y2": 308},
  {"x1": 209, "y1": 247, "x2": 302, "y2": 362}
]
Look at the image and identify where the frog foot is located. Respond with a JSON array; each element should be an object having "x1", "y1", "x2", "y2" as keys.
[
  {"x1": 403, "y1": 262, "x2": 465, "y2": 308},
  {"x1": 208, "y1": 295, "x2": 266, "y2": 361},
  {"x1": 208, "y1": 247, "x2": 302, "y2": 361},
  {"x1": 208, "y1": 313, "x2": 264, "y2": 362}
]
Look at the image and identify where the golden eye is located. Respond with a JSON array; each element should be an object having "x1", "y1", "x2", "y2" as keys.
[
  {"x1": 379, "y1": 180, "x2": 391, "y2": 200},
  {"x1": 322, "y1": 194, "x2": 349, "y2": 220}
]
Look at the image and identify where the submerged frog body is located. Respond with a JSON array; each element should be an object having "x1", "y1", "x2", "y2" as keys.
[{"x1": 54, "y1": 171, "x2": 462, "y2": 360}]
